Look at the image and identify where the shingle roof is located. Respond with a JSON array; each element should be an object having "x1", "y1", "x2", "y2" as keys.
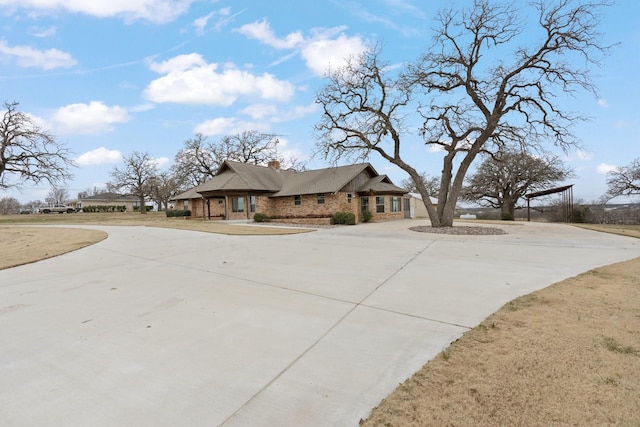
[
  {"x1": 171, "y1": 182, "x2": 209, "y2": 201},
  {"x1": 197, "y1": 161, "x2": 290, "y2": 193},
  {"x1": 357, "y1": 175, "x2": 406, "y2": 194},
  {"x1": 186, "y1": 160, "x2": 406, "y2": 198},
  {"x1": 80, "y1": 192, "x2": 138, "y2": 201},
  {"x1": 273, "y1": 163, "x2": 371, "y2": 197}
]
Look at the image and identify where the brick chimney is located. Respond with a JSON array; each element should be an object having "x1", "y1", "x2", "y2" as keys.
[{"x1": 268, "y1": 160, "x2": 281, "y2": 170}]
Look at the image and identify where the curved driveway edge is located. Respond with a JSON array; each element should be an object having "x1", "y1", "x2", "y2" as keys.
[{"x1": 1, "y1": 221, "x2": 638, "y2": 426}]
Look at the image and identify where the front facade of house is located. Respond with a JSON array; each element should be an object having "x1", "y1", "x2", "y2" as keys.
[{"x1": 171, "y1": 161, "x2": 409, "y2": 224}]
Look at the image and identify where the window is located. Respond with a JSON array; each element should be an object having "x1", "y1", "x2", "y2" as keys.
[
  {"x1": 317, "y1": 194, "x2": 325, "y2": 204},
  {"x1": 390, "y1": 196, "x2": 401, "y2": 212},
  {"x1": 376, "y1": 196, "x2": 385, "y2": 213},
  {"x1": 347, "y1": 193, "x2": 352, "y2": 203},
  {"x1": 232, "y1": 197, "x2": 244, "y2": 212},
  {"x1": 183, "y1": 200, "x2": 189, "y2": 210},
  {"x1": 294, "y1": 195, "x2": 302, "y2": 206},
  {"x1": 360, "y1": 197, "x2": 369, "y2": 213},
  {"x1": 249, "y1": 196, "x2": 256, "y2": 213}
]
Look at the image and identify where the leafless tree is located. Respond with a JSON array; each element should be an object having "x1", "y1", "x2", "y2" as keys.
[
  {"x1": 172, "y1": 131, "x2": 303, "y2": 188},
  {"x1": 0, "y1": 196, "x2": 21, "y2": 214},
  {"x1": 221, "y1": 131, "x2": 279, "y2": 164},
  {"x1": 110, "y1": 151, "x2": 158, "y2": 214},
  {"x1": 77, "y1": 185, "x2": 110, "y2": 199},
  {"x1": 606, "y1": 158, "x2": 640, "y2": 199},
  {"x1": 148, "y1": 171, "x2": 181, "y2": 211},
  {"x1": 45, "y1": 186, "x2": 70, "y2": 205},
  {"x1": 171, "y1": 133, "x2": 219, "y2": 187},
  {"x1": 461, "y1": 150, "x2": 571, "y2": 218},
  {"x1": 315, "y1": 0, "x2": 610, "y2": 227},
  {"x1": 0, "y1": 101, "x2": 74, "y2": 190},
  {"x1": 400, "y1": 172, "x2": 439, "y2": 195}
]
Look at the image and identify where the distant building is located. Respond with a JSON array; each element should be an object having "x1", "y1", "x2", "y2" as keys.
[{"x1": 75, "y1": 193, "x2": 142, "y2": 212}]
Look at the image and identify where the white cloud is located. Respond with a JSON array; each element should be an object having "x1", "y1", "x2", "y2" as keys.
[
  {"x1": 235, "y1": 19, "x2": 304, "y2": 49},
  {"x1": 150, "y1": 157, "x2": 170, "y2": 169},
  {"x1": 28, "y1": 26, "x2": 57, "y2": 38},
  {"x1": 145, "y1": 54, "x2": 295, "y2": 105},
  {"x1": 597, "y1": 98, "x2": 610, "y2": 108},
  {"x1": 596, "y1": 163, "x2": 618, "y2": 175},
  {"x1": 301, "y1": 33, "x2": 368, "y2": 76},
  {"x1": 0, "y1": 39, "x2": 77, "y2": 70},
  {"x1": 193, "y1": 7, "x2": 231, "y2": 34},
  {"x1": 51, "y1": 101, "x2": 130, "y2": 134},
  {"x1": 235, "y1": 19, "x2": 369, "y2": 77},
  {"x1": 194, "y1": 117, "x2": 270, "y2": 136},
  {"x1": 2, "y1": 0, "x2": 194, "y2": 24},
  {"x1": 148, "y1": 53, "x2": 205, "y2": 73},
  {"x1": 240, "y1": 103, "x2": 278, "y2": 119},
  {"x1": 271, "y1": 103, "x2": 318, "y2": 123},
  {"x1": 75, "y1": 147, "x2": 123, "y2": 166},
  {"x1": 274, "y1": 138, "x2": 310, "y2": 164},
  {"x1": 239, "y1": 102, "x2": 317, "y2": 122},
  {"x1": 193, "y1": 12, "x2": 215, "y2": 34}
]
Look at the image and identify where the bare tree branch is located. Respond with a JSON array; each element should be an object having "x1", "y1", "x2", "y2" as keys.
[
  {"x1": 606, "y1": 158, "x2": 640, "y2": 198},
  {"x1": 110, "y1": 151, "x2": 158, "y2": 214},
  {"x1": 0, "y1": 101, "x2": 74, "y2": 190}
]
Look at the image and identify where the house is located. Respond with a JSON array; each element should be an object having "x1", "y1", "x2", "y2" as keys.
[
  {"x1": 171, "y1": 160, "x2": 409, "y2": 224},
  {"x1": 76, "y1": 193, "x2": 143, "y2": 212}
]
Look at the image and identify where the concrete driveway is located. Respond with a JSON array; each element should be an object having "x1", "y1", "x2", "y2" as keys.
[{"x1": 1, "y1": 220, "x2": 638, "y2": 426}]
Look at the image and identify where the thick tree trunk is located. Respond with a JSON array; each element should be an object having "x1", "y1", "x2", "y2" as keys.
[{"x1": 139, "y1": 195, "x2": 147, "y2": 214}]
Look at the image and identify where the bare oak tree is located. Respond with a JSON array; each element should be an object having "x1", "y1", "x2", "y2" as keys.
[
  {"x1": 0, "y1": 196, "x2": 21, "y2": 214},
  {"x1": 315, "y1": 0, "x2": 610, "y2": 227},
  {"x1": 148, "y1": 171, "x2": 182, "y2": 211},
  {"x1": 172, "y1": 131, "x2": 303, "y2": 188},
  {"x1": 400, "y1": 172, "x2": 439, "y2": 196},
  {"x1": 461, "y1": 150, "x2": 571, "y2": 219},
  {"x1": 110, "y1": 151, "x2": 158, "y2": 214},
  {"x1": 0, "y1": 101, "x2": 73, "y2": 189},
  {"x1": 171, "y1": 133, "x2": 219, "y2": 188},
  {"x1": 45, "y1": 186, "x2": 70, "y2": 205},
  {"x1": 606, "y1": 158, "x2": 640, "y2": 198}
]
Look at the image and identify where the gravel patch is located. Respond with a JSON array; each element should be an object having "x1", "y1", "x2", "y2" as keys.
[{"x1": 410, "y1": 225, "x2": 507, "y2": 235}]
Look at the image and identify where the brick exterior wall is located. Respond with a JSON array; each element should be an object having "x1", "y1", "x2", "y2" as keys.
[
  {"x1": 360, "y1": 195, "x2": 405, "y2": 222},
  {"x1": 181, "y1": 192, "x2": 405, "y2": 223}
]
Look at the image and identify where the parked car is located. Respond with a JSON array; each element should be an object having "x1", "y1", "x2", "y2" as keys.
[{"x1": 38, "y1": 204, "x2": 76, "y2": 214}]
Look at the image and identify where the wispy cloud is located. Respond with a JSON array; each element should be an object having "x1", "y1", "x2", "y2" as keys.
[
  {"x1": 0, "y1": 39, "x2": 77, "y2": 70},
  {"x1": 596, "y1": 163, "x2": 618, "y2": 174},
  {"x1": 2, "y1": 0, "x2": 195, "y2": 24},
  {"x1": 28, "y1": 26, "x2": 57, "y2": 38}
]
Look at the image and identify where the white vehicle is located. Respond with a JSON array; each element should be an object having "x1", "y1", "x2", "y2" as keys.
[{"x1": 39, "y1": 204, "x2": 76, "y2": 214}]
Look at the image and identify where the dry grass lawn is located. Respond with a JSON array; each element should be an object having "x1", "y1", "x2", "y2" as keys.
[
  {"x1": 362, "y1": 257, "x2": 640, "y2": 426},
  {"x1": 1, "y1": 214, "x2": 639, "y2": 425}
]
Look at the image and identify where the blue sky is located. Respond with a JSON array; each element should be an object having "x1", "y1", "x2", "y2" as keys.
[{"x1": 1, "y1": 0, "x2": 639, "y2": 205}]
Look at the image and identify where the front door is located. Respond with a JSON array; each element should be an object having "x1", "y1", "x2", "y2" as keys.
[{"x1": 404, "y1": 198, "x2": 411, "y2": 218}]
